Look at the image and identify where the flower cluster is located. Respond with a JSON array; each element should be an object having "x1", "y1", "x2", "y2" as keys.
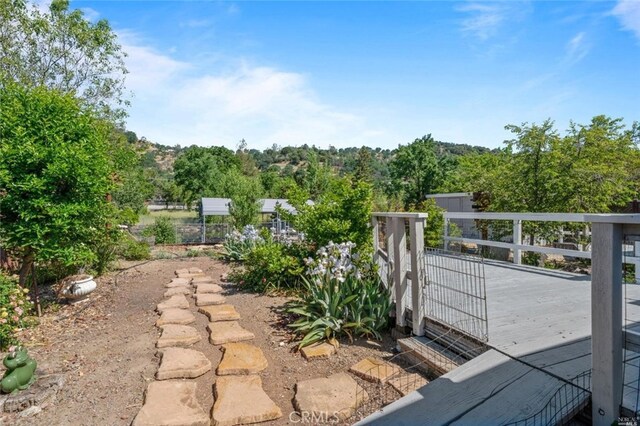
[
  {"x1": 222, "y1": 225, "x2": 265, "y2": 262},
  {"x1": 225, "y1": 225, "x2": 264, "y2": 245},
  {"x1": 0, "y1": 278, "x2": 33, "y2": 349},
  {"x1": 305, "y1": 241, "x2": 361, "y2": 283}
]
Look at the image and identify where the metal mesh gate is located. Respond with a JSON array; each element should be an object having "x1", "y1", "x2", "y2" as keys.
[{"x1": 422, "y1": 248, "x2": 489, "y2": 343}]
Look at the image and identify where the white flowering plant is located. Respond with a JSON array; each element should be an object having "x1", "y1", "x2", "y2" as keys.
[
  {"x1": 222, "y1": 225, "x2": 264, "y2": 261},
  {"x1": 0, "y1": 275, "x2": 33, "y2": 350},
  {"x1": 286, "y1": 241, "x2": 391, "y2": 348}
]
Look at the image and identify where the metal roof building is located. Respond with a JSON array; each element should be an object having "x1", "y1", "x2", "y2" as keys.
[{"x1": 200, "y1": 198, "x2": 297, "y2": 217}]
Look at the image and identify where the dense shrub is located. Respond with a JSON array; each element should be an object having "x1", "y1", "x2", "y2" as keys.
[
  {"x1": 0, "y1": 275, "x2": 33, "y2": 349},
  {"x1": 222, "y1": 225, "x2": 264, "y2": 261},
  {"x1": 232, "y1": 239, "x2": 308, "y2": 293},
  {"x1": 286, "y1": 242, "x2": 391, "y2": 348},
  {"x1": 143, "y1": 217, "x2": 178, "y2": 244},
  {"x1": 117, "y1": 234, "x2": 151, "y2": 261}
]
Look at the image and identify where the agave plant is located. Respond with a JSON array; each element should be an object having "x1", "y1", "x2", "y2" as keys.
[{"x1": 286, "y1": 242, "x2": 391, "y2": 348}]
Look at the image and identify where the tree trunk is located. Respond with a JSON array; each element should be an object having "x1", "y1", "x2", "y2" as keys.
[{"x1": 18, "y1": 250, "x2": 34, "y2": 288}]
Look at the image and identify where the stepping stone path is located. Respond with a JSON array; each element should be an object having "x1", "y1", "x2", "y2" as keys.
[
  {"x1": 301, "y1": 342, "x2": 337, "y2": 360},
  {"x1": 212, "y1": 375, "x2": 282, "y2": 426},
  {"x1": 157, "y1": 294, "x2": 189, "y2": 313},
  {"x1": 349, "y1": 357, "x2": 402, "y2": 384},
  {"x1": 156, "y1": 308, "x2": 196, "y2": 326},
  {"x1": 192, "y1": 276, "x2": 215, "y2": 284},
  {"x1": 164, "y1": 286, "x2": 191, "y2": 297},
  {"x1": 156, "y1": 347, "x2": 212, "y2": 380},
  {"x1": 157, "y1": 324, "x2": 201, "y2": 348},
  {"x1": 165, "y1": 278, "x2": 190, "y2": 288},
  {"x1": 217, "y1": 343, "x2": 268, "y2": 375},
  {"x1": 388, "y1": 372, "x2": 429, "y2": 396},
  {"x1": 133, "y1": 381, "x2": 209, "y2": 426},
  {"x1": 294, "y1": 372, "x2": 368, "y2": 421},
  {"x1": 195, "y1": 283, "x2": 223, "y2": 294},
  {"x1": 195, "y1": 293, "x2": 225, "y2": 306},
  {"x1": 207, "y1": 321, "x2": 255, "y2": 345},
  {"x1": 198, "y1": 305, "x2": 241, "y2": 322}
]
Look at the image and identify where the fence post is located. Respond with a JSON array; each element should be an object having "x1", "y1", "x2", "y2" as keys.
[
  {"x1": 443, "y1": 217, "x2": 450, "y2": 251},
  {"x1": 410, "y1": 216, "x2": 426, "y2": 336},
  {"x1": 590, "y1": 221, "x2": 623, "y2": 426},
  {"x1": 372, "y1": 215, "x2": 379, "y2": 266},
  {"x1": 513, "y1": 219, "x2": 522, "y2": 265},
  {"x1": 392, "y1": 217, "x2": 408, "y2": 328}
]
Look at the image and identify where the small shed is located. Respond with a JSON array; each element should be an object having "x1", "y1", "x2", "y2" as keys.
[{"x1": 200, "y1": 197, "x2": 231, "y2": 216}]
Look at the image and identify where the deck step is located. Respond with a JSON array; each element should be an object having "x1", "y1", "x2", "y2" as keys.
[{"x1": 397, "y1": 336, "x2": 467, "y2": 376}]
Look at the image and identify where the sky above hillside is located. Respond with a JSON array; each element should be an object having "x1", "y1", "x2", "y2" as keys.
[{"x1": 71, "y1": 0, "x2": 640, "y2": 150}]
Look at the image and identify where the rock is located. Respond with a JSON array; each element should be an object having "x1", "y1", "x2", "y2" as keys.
[
  {"x1": 300, "y1": 342, "x2": 336, "y2": 361},
  {"x1": 133, "y1": 381, "x2": 209, "y2": 426},
  {"x1": 388, "y1": 373, "x2": 429, "y2": 396},
  {"x1": 17, "y1": 405, "x2": 41, "y2": 418},
  {"x1": 175, "y1": 268, "x2": 190, "y2": 276},
  {"x1": 220, "y1": 273, "x2": 229, "y2": 282},
  {"x1": 212, "y1": 375, "x2": 282, "y2": 426},
  {"x1": 1, "y1": 373, "x2": 64, "y2": 413},
  {"x1": 349, "y1": 357, "x2": 401, "y2": 384},
  {"x1": 176, "y1": 273, "x2": 206, "y2": 279},
  {"x1": 157, "y1": 324, "x2": 201, "y2": 348},
  {"x1": 156, "y1": 308, "x2": 196, "y2": 326},
  {"x1": 194, "y1": 283, "x2": 223, "y2": 294},
  {"x1": 192, "y1": 276, "x2": 214, "y2": 284},
  {"x1": 294, "y1": 373, "x2": 368, "y2": 421},
  {"x1": 195, "y1": 293, "x2": 225, "y2": 307},
  {"x1": 188, "y1": 267, "x2": 203, "y2": 274},
  {"x1": 157, "y1": 295, "x2": 190, "y2": 313},
  {"x1": 198, "y1": 305, "x2": 241, "y2": 322},
  {"x1": 164, "y1": 287, "x2": 191, "y2": 297},
  {"x1": 208, "y1": 321, "x2": 254, "y2": 345},
  {"x1": 217, "y1": 343, "x2": 268, "y2": 375},
  {"x1": 165, "y1": 278, "x2": 190, "y2": 288},
  {"x1": 156, "y1": 348, "x2": 211, "y2": 380}
]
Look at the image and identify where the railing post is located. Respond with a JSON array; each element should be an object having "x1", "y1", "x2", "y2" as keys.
[
  {"x1": 513, "y1": 219, "x2": 522, "y2": 265},
  {"x1": 392, "y1": 217, "x2": 408, "y2": 328},
  {"x1": 410, "y1": 216, "x2": 426, "y2": 336},
  {"x1": 591, "y1": 221, "x2": 623, "y2": 426},
  {"x1": 372, "y1": 215, "x2": 379, "y2": 263},
  {"x1": 443, "y1": 217, "x2": 450, "y2": 251}
]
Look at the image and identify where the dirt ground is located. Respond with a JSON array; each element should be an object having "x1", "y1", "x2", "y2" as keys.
[{"x1": 1, "y1": 256, "x2": 410, "y2": 425}]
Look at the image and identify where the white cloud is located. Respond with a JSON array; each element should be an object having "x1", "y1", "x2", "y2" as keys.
[
  {"x1": 80, "y1": 7, "x2": 100, "y2": 22},
  {"x1": 611, "y1": 0, "x2": 640, "y2": 41},
  {"x1": 565, "y1": 31, "x2": 590, "y2": 64},
  {"x1": 121, "y1": 38, "x2": 386, "y2": 149},
  {"x1": 457, "y1": 1, "x2": 530, "y2": 41}
]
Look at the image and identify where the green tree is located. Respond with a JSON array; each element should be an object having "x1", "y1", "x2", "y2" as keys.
[
  {"x1": 221, "y1": 170, "x2": 263, "y2": 228},
  {"x1": 0, "y1": 0, "x2": 128, "y2": 120},
  {"x1": 389, "y1": 135, "x2": 450, "y2": 209},
  {"x1": 0, "y1": 85, "x2": 115, "y2": 285},
  {"x1": 354, "y1": 146, "x2": 373, "y2": 183}
]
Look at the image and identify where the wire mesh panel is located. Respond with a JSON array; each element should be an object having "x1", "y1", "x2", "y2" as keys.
[{"x1": 422, "y1": 248, "x2": 489, "y2": 343}]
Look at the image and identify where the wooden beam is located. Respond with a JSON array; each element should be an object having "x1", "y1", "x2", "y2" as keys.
[
  {"x1": 410, "y1": 217, "x2": 426, "y2": 336},
  {"x1": 392, "y1": 217, "x2": 408, "y2": 328}
]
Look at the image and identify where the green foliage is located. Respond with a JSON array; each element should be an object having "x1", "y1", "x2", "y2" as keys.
[
  {"x1": 288, "y1": 177, "x2": 373, "y2": 251},
  {"x1": 0, "y1": 275, "x2": 33, "y2": 350},
  {"x1": 232, "y1": 240, "x2": 307, "y2": 293},
  {"x1": 0, "y1": 0, "x2": 128, "y2": 121},
  {"x1": 408, "y1": 199, "x2": 447, "y2": 248},
  {"x1": 221, "y1": 226, "x2": 264, "y2": 262},
  {"x1": 117, "y1": 234, "x2": 151, "y2": 261},
  {"x1": 286, "y1": 243, "x2": 391, "y2": 348},
  {"x1": 143, "y1": 217, "x2": 178, "y2": 244},
  {"x1": 222, "y1": 171, "x2": 263, "y2": 228},
  {"x1": 0, "y1": 84, "x2": 115, "y2": 284}
]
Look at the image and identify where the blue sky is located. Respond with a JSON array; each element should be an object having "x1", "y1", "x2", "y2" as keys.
[{"x1": 70, "y1": 1, "x2": 640, "y2": 150}]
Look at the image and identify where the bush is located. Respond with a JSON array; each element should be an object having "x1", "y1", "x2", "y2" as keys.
[
  {"x1": 117, "y1": 234, "x2": 151, "y2": 260},
  {"x1": 0, "y1": 275, "x2": 34, "y2": 350},
  {"x1": 222, "y1": 225, "x2": 264, "y2": 261},
  {"x1": 143, "y1": 217, "x2": 178, "y2": 244},
  {"x1": 232, "y1": 239, "x2": 308, "y2": 293},
  {"x1": 286, "y1": 242, "x2": 391, "y2": 348}
]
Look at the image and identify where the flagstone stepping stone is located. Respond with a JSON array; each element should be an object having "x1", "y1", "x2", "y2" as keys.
[
  {"x1": 301, "y1": 342, "x2": 336, "y2": 360},
  {"x1": 156, "y1": 308, "x2": 196, "y2": 326},
  {"x1": 349, "y1": 357, "x2": 401, "y2": 384},
  {"x1": 294, "y1": 372, "x2": 368, "y2": 421},
  {"x1": 192, "y1": 276, "x2": 215, "y2": 284},
  {"x1": 157, "y1": 295, "x2": 189, "y2": 313},
  {"x1": 165, "y1": 278, "x2": 190, "y2": 288},
  {"x1": 198, "y1": 305, "x2": 241, "y2": 322},
  {"x1": 133, "y1": 380, "x2": 209, "y2": 426},
  {"x1": 217, "y1": 342, "x2": 268, "y2": 375},
  {"x1": 175, "y1": 268, "x2": 190, "y2": 276},
  {"x1": 164, "y1": 286, "x2": 191, "y2": 297},
  {"x1": 156, "y1": 347, "x2": 212, "y2": 380},
  {"x1": 157, "y1": 324, "x2": 201, "y2": 348},
  {"x1": 388, "y1": 373, "x2": 429, "y2": 396},
  {"x1": 208, "y1": 321, "x2": 254, "y2": 345},
  {"x1": 177, "y1": 273, "x2": 206, "y2": 279},
  {"x1": 195, "y1": 293, "x2": 225, "y2": 306},
  {"x1": 212, "y1": 375, "x2": 282, "y2": 426},
  {"x1": 195, "y1": 283, "x2": 223, "y2": 294},
  {"x1": 188, "y1": 267, "x2": 203, "y2": 274}
]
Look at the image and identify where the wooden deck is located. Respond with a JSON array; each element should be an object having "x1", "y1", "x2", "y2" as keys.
[{"x1": 361, "y1": 261, "x2": 640, "y2": 425}]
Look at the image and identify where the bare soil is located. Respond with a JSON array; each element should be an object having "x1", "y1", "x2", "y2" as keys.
[{"x1": 3, "y1": 256, "x2": 410, "y2": 425}]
